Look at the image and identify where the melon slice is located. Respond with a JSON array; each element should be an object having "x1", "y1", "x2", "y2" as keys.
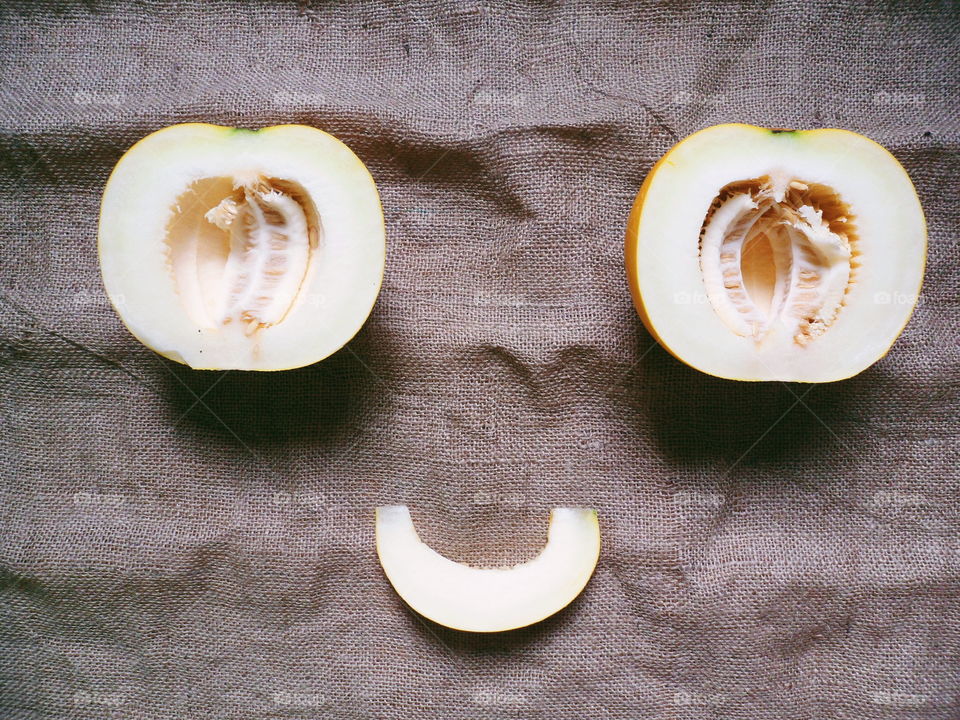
[
  {"x1": 98, "y1": 123, "x2": 385, "y2": 370},
  {"x1": 625, "y1": 124, "x2": 926, "y2": 382},
  {"x1": 375, "y1": 506, "x2": 601, "y2": 632}
]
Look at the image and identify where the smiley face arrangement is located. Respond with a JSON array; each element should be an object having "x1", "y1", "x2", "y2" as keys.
[{"x1": 96, "y1": 122, "x2": 925, "y2": 633}]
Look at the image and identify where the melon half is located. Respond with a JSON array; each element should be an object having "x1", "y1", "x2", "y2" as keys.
[
  {"x1": 625, "y1": 124, "x2": 926, "y2": 382},
  {"x1": 98, "y1": 123, "x2": 385, "y2": 370},
  {"x1": 376, "y1": 506, "x2": 601, "y2": 632}
]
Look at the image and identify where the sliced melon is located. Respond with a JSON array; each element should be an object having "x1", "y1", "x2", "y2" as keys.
[
  {"x1": 375, "y1": 506, "x2": 600, "y2": 633},
  {"x1": 98, "y1": 123, "x2": 385, "y2": 370},
  {"x1": 625, "y1": 124, "x2": 926, "y2": 382}
]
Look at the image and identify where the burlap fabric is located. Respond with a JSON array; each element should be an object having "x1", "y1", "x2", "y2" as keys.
[{"x1": 1, "y1": 1, "x2": 958, "y2": 718}]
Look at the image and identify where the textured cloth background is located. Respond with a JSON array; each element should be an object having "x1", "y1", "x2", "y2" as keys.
[{"x1": 1, "y1": 1, "x2": 958, "y2": 718}]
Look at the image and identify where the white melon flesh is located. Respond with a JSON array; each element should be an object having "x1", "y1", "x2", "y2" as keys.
[
  {"x1": 98, "y1": 123, "x2": 385, "y2": 370},
  {"x1": 375, "y1": 506, "x2": 601, "y2": 633},
  {"x1": 626, "y1": 124, "x2": 926, "y2": 382}
]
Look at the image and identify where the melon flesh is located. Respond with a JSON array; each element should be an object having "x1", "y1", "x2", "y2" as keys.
[
  {"x1": 375, "y1": 506, "x2": 601, "y2": 633},
  {"x1": 625, "y1": 124, "x2": 926, "y2": 382},
  {"x1": 98, "y1": 123, "x2": 385, "y2": 371}
]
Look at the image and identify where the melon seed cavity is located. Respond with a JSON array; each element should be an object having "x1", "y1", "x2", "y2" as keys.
[{"x1": 698, "y1": 175, "x2": 858, "y2": 346}]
